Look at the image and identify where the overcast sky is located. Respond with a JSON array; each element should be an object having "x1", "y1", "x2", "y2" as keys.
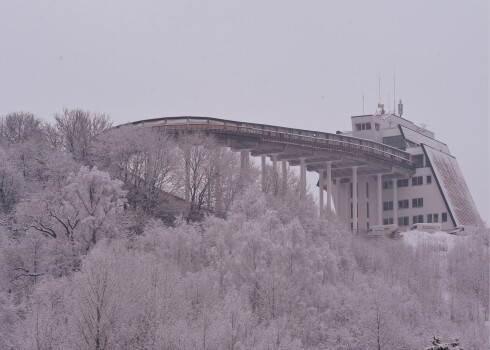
[{"x1": 0, "y1": 1, "x2": 488, "y2": 223}]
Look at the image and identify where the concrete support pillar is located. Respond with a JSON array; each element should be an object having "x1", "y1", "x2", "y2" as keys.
[
  {"x1": 352, "y1": 166, "x2": 358, "y2": 231},
  {"x1": 282, "y1": 160, "x2": 287, "y2": 194},
  {"x1": 261, "y1": 155, "x2": 266, "y2": 192},
  {"x1": 319, "y1": 170, "x2": 324, "y2": 217},
  {"x1": 240, "y1": 150, "x2": 250, "y2": 185},
  {"x1": 335, "y1": 178, "x2": 340, "y2": 216},
  {"x1": 272, "y1": 154, "x2": 278, "y2": 193},
  {"x1": 326, "y1": 161, "x2": 332, "y2": 214},
  {"x1": 185, "y1": 149, "x2": 190, "y2": 202},
  {"x1": 300, "y1": 157, "x2": 306, "y2": 199},
  {"x1": 393, "y1": 179, "x2": 398, "y2": 225},
  {"x1": 377, "y1": 174, "x2": 382, "y2": 225}
]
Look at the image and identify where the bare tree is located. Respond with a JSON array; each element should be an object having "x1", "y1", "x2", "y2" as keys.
[
  {"x1": 54, "y1": 108, "x2": 112, "y2": 162},
  {"x1": 0, "y1": 112, "x2": 43, "y2": 146}
]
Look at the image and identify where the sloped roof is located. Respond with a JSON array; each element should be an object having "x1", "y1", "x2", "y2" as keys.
[
  {"x1": 423, "y1": 145, "x2": 482, "y2": 227},
  {"x1": 399, "y1": 125, "x2": 451, "y2": 154}
]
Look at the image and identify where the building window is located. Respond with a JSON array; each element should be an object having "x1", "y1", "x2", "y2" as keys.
[
  {"x1": 355, "y1": 122, "x2": 372, "y2": 131},
  {"x1": 442, "y1": 212, "x2": 448, "y2": 222},
  {"x1": 413, "y1": 215, "x2": 424, "y2": 224},
  {"x1": 383, "y1": 218, "x2": 394, "y2": 225},
  {"x1": 383, "y1": 201, "x2": 393, "y2": 211},
  {"x1": 412, "y1": 176, "x2": 423, "y2": 186},
  {"x1": 350, "y1": 202, "x2": 353, "y2": 218},
  {"x1": 366, "y1": 182, "x2": 369, "y2": 198},
  {"x1": 350, "y1": 182, "x2": 353, "y2": 198},
  {"x1": 383, "y1": 180, "x2": 393, "y2": 190},
  {"x1": 413, "y1": 154, "x2": 424, "y2": 168},
  {"x1": 383, "y1": 135, "x2": 406, "y2": 150},
  {"x1": 412, "y1": 198, "x2": 423, "y2": 208},
  {"x1": 427, "y1": 175, "x2": 432, "y2": 184},
  {"x1": 367, "y1": 202, "x2": 369, "y2": 218},
  {"x1": 397, "y1": 179, "x2": 409, "y2": 187},
  {"x1": 427, "y1": 214, "x2": 433, "y2": 223},
  {"x1": 433, "y1": 213, "x2": 439, "y2": 223},
  {"x1": 398, "y1": 199, "x2": 409, "y2": 209},
  {"x1": 375, "y1": 123, "x2": 380, "y2": 131},
  {"x1": 398, "y1": 217, "x2": 409, "y2": 226}
]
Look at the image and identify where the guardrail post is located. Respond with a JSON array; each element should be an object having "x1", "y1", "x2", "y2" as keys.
[
  {"x1": 185, "y1": 149, "x2": 190, "y2": 202},
  {"x1": 272, "y1": 154, "x2": 278, "y2": 194}
]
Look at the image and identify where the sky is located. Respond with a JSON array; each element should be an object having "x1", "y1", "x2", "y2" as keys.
[{"x1": 0, "y1": 1, "x2": 488, "y2": 223}]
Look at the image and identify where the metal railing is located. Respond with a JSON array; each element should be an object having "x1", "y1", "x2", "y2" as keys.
[{"x1": 149, "y1": 121, "x2": 415, "y2": 170}]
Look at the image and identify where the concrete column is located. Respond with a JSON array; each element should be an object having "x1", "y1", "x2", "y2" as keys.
[
  {"x1": 326, "y1": 161, "x2": 332, "y2": 214},
  {"x1": 352, "y1": 166, "x2": 358, "y2": 231},
  {"x1": 185, "y1": 149, "x2": 190, "y2": 202},
  {"x1": 377, "y1": 174, "x2": 383, "y2": 225},
  {"x1": 300, "y1": 157, "x2": 306, "y2": 199},
  {"x1": 240, "y1": 150, "x2": 250, "y2": 185},
  {"x1": 272, "y1": 154, "x2": 278, "y2": 193},
  {"x1": 393, "y1": 179, "x2": 398, "y2": 225},
  {"x1": 335, "y1": 178, "x2": 340, "y2": 216},
  {"x1": 319, "y1": 170, "x2": 324, "y2": 217},
  {"x1": 261, "y1": 155, "x2": 266, "y2": 192},
  {"x1": 282, "y1": 160, "x2": 287, "y2": 194}
]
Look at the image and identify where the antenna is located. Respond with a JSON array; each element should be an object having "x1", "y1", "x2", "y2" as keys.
[
  {"x1": 378, "y1": 76, "x2": 381, "y2": 104},
  {"x1": 393, "y1": 71, "x2": 396, "y2": 115},
  {"x1": 362, "y1": 86, "x2": 365, "y2": 115}
]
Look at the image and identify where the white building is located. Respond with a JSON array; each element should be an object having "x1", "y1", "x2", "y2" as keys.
[{"x1": 333, "y1": 103, "x2": 482, "y2": 231}]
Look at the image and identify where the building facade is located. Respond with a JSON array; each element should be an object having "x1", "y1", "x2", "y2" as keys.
[{"x1": 332, "y1": 107, "x2": 482, "y2": 231}]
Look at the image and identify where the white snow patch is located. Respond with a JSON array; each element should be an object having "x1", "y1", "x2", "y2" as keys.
[{"x1": 402, "y1": 230, "x2": 462, "y2": 251}]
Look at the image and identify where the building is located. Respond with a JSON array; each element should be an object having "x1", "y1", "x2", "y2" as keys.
[
  {"x1": 333, "y1": 102, "x2": 482, "y2": 231},
  {"x1": 124, "y1": 109, "x2": 482, "y2": 231}
]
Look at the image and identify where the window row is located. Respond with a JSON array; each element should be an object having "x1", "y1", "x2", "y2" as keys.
[
  {"x1": 383, "y1": 198, "x2": 423, "y2": 210},
  {"x1": 386, "y1": 212, "x2": 448, "y2": 226},
  {"x1": 382, "y1": 175, "x2": 432, "y2": 189},
  {"x1": 355, "y1": 122, "x2": 380, "y2": 131}
]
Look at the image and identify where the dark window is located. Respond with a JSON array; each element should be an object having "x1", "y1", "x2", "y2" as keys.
[
  {"x1": 383, "y1": 180, "x2": 393, "y2": 190},
  {"x1": 383, "y1": 218, "x2": 394, "y2": 225},
  {"x1": 382, "y1": 135, "x2": 406, "y2": 150},
  {"x1": 350, "y1": 202, "x2": 353, "y2": 218},
  {"x1": 398, "y1": 199, "x2": 409, "y2": 209},
  {"x1": 375, "y1": 123, "x2": 380, "y2": 131},
  {"x1": 383, "y1": 201, "x2": 393, "y2": 211},
  {"x1": 412, "y1": 176, "x2": 423, "y2": 186},
  {"x1": 398, "y1": 217, "x2": 409, "y2": 226},
  {"x1": 365, "y1": 122, "x2": 371, "y2": 130},
  {"x1": 356, "y1": 123, "x2": 362, "y2": 131},
  {"x1": 427, "y1": 214, "x2": 433, "y2": 223},
  {"x1": 397, "y1": 179, "x2": 409, "y2": 187},
  {"x1": 413, "y1": 154, "x2": 424, "y2": 168},
  {"x1": 442, "y1": 213, "x2": 448, "y2": 222},
  {"x1": 433, "y1": 214, "x2": 439, "y2": 223},
  {"x1": 350, "y1": 183, "x2": 353, "y2": 198},
  {"x1": 427, "y1": 175, "x2": 432, "y2": 184},
  {"x1": 366, "y1": 182, "x2": 369, "y2": 198},
  {"x1": 412, "y1": 198, "x2": 423, "y2": 208},
  {"x1": 412, "y1": 215, "x2": 424, "y2": 224},
  {"x1": 367, "y1": 202, "x2": 369, "y2": 218}
]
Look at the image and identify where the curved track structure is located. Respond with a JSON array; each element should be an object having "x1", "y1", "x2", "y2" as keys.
[{"x1": 122, "y1": 116, "x2": 415, "y2": 177}]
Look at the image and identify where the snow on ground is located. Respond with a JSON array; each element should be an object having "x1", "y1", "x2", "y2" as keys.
[{"x1": 401, "y1": 230, "x2": 463, "y2": 251}]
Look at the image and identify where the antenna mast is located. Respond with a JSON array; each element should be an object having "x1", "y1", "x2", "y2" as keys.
[
  {"x1": 378, "y1": 76, "x2": 381, "y2": 103},
  {"x1": 393, "y1": 72, "x2": 396, "y2": 114}
]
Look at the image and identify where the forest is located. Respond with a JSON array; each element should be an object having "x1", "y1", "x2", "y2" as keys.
[{"x1": 0, "y1": 110, "x2": 488, "y2": 349}]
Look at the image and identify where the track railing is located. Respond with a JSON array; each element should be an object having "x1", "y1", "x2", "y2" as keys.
[{"x1": 152, "y1": 122, "x2": 415, "y2": 171}]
